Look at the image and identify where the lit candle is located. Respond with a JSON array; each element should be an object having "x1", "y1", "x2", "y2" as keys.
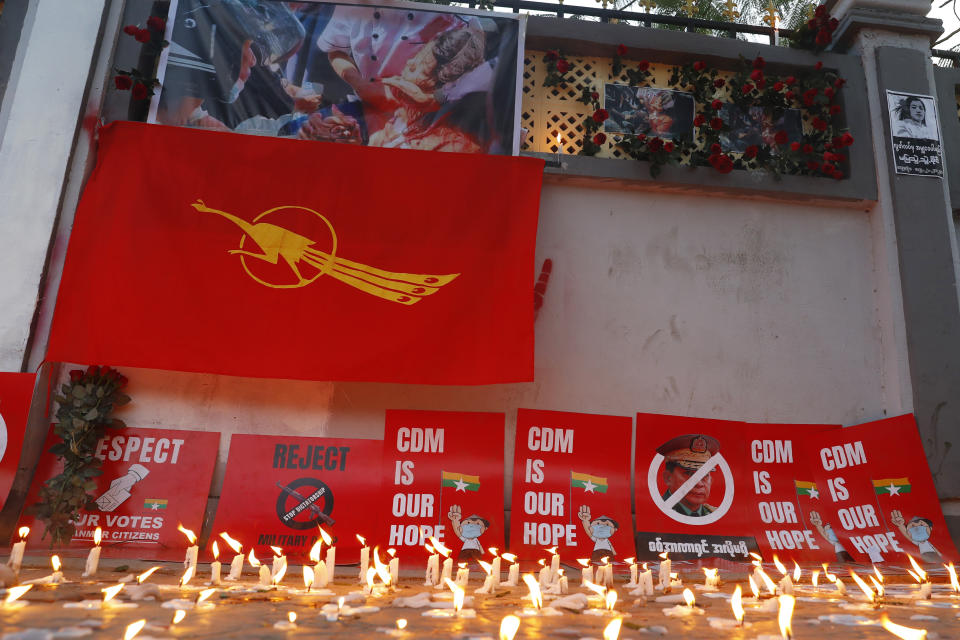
[
  {"x1": 210, "y1": 541, "x2": 222, "y2": 585},
  {"x1": 908, "y1": 554, "x2": 932, "y2": 599},
  {"x1": 424, "y1": 543, "x2": 439, "y2": 586},
  {"x1": 178, "y1": 524, "x2": 199, "y2": 571},
  {"x1": 247, "y1": 549, "x2": 271, "y2": 588},
  {"x1": 578, "y1": 558, "x2": 594, "y2": 586},
  {"x1": 8, "y1": 526, "x2": 28, "y2": 573},
  {"x1": 180, "y1": 565, "x2": 195, "y2": 588},
  {"x1": 311, "y1": 529, "x2": 333, "y2": 587},
  {"x1": 638, "y1": 562, "x2": 654, "y2": 596},
  {"x1": 303, "y1": 565, "x2": 314, "y2": 592},
  {"x1": 537, "y1": 559, "x2": 551, "y2": 587},
  {"x1": 83, "y1": 527, "x2": 102, "y2": 577},
  {"x1": 50, "y1": 555, "x2": 64, "y2": 584},
  {"x1": 599, "y1": 557, "x2": 613, "y2": 587},
  {"x1": 456, "y1": 562, "x2": 470, "y2": 587},
  {"x1": 4, "y1": 584, "x2": 32, "y2": 608},
  {"x1": 325, "y1": 542, "x2": 336, "y2": 584},
  {"x1": 358, "y1": 535, "x2": 369, "y2": 583},
  {"x1": 388, "y1": 548, "x2": 399, "y2": 585},
  {"x1": 625, "y1": 557, "x2": 638, "y2": 586},
  {"x1": 489, "y1": 548, "x2": 502, "y2": 584},
  {"x1": 440, "y1": 556, "x2": 452, "y2": 585},
  {"x1": 124, "y1": 619, "x2": 146, "y2": 640},
  {"x1": 477, "y1": 560, "x2": 496, "y2": 594},
  {"x1": 220, "y1": 532, "x2": 244, "y2": 580},
  {"x1": 778, "y1": 594, "x2": 795, "y2": 639},
  {"x1": 500, "y1": 615, "x2": 520, "y2": 640},
  {"x1": 548, "y1": 546, "x2": 560, "y2": 583},
  {"x1": 270, "y1": 546, "x2": 287, "y2": 583},
  {"x1": 703, "y1": 567, "x2": 721, "y2": 590},
  {"x1": 946, "y1": 562, "x2": 959, "y2": 594},
  {"x1": 502, "y1": 553, "x2": 520, "y2": 587},
  {"x1": 273, "y1": 611, "x2": 298, "y2": 630},
  {"x1": 732, "y1": 584, "x2": 744, "y2": 626},
  {"x1": 658, "y1": 552, "x2": 671, "y2": 591},
  {"x1": 773, "y1": 555, "x2": 792, "y2": 595}
]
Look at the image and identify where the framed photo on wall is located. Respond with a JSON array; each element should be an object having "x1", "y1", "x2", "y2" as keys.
[{"x1": 886, "y1": 91, "x2": 944, "y2": 178}]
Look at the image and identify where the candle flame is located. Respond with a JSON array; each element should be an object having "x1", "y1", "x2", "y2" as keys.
[
  {"x1": 703, "y1": 568, "x2": 718, "y2": 581},
  {"x1": 811, "y1": 569, "x2": 820, "y2": 588},
  {"x1": 429, "y1": 536, "x2": 451, "y2": 558},
  {"x1": 755, "y1": 566, "x2": 778, "y2": 595},
  {"x1": 445, "y1": 578, "x2": 465, "y2": 612},
  {"x1": 424, "y1": 543, "x2": 435, "y2": 554},
  {"x1": 659, "y1": 552, "x2": 669, "y2": 560},
  {"x1": 303, "y1": 565, "x2": 314, "y2": 590},
  {"x1": 880, "y1": 613, "x2": 927, "y2": 640},
  {"x1": 272, "y1": 562, "x2": 287, "y2": 585},
  {"x1": 682, "y1": 588, "x2": 695, "y2": 607},
  {"x1": 778, "y1": 594, "x2": 795, "y2": 639},
  {"x1": 907, "y1": 554, "x2": 927, "y2": 582},
  {"x1": 583, "y1": 579, "x2": 607, "y2": 598},
  {"x1": 4, "y1": 584, "x2": 32, "y2": 604},
  {"x1": 366, "y1": 566, "x2": 377, "y2": 590},
  {"x1": 501, "y1": 553, "x2": 517, "y2": 563},
  {"x1": 318, "y1": 526, "x2": 332, "y2": 546},
  {"x1": 946, "y1": 563, "x2": 959, "y2": 593},
  {"x1": 793, "y1": 561, "x2": 801, "y2": 582},
  {"x1": 288, "y1": 611, "x2": 297, "y2": 624},
  {"x1": 338, "y1": 596, "x2": 344, "y2": 610},
  {"x1": 180, "y1": 565, "x2": 195, "y2": 587},
  {"x1": 270, "y1": 546, "x2": 283, "y2": 557},
  {"x1": 873, "y1": 565, "x2": 884, "y2": 583},
  {"x1": 93, "y1": 527, "x2": 102, "y2": 546},
  {"x1": 459, "y1": 562, "x2": 467, "y2": 569},
  {"x1": 773, "y1": 554, "x2": 787, "y2": 576},
  {"x1": 625, "y1": 557, "x2": 635, "y2": 565},
  {"x1": 603, "y1": 618, "x2": 623, "y2": 640},
  {"x1": 748, "y1": 574, "x2": 759, "y2": 599},
  {"x1": 172, "y1": 610, "x2": 186, "y2": 625},
  {"x1": 308, "y1": 539, "x2": 323, "y2": 563},
  {"x1": 601, "y1": 556, "x2": 610, "y2": 566},
  {"x1": 17, "y1": 526, "x2": 29, "y2": 540},
  {"x1": 906, "y1": 569, "x2": 922, "y2": 583},
  {"x1": 545, "y1": 546, "x2": 558, "y2": 555},
  {"x1": 177, "y1": 523, "x2": 197, "y2": 545},
  {"x1": 869, "y1": 575, "x2": 885, "y2": 598},
  {"x1": 196, "y1": 588, "x2": 216, "y2": 605},
  {"x1": 51, "y1": 555, "x2": 61, "y2": 572},
  {"x1": 388, "y1": 548, "x2": 396, "y2": 558},
  {"x1": 642, "y1": 562, "x2": 648, "y2": 571},
  {"x1": 577, "y1": 558, "x2": 591, "y2": 568},
  {"x1": 397, "y1": 619, "x2": 408, "y2": 630},
  {"x1": 479, "y1": 560, "x2": 493, "y2": 576},
  {"x1": 849, "y1": 570, "x2": 876, "y2": 603},
  {"x1": 538, "y1": 559, "x2": 545, "y2": 567},
  {"x1": 488, "y1": 547, "x2": 499, "y2": 556},
  {"x1": 357, "y1": 534, "x2": 366, "y2": 546},
  {"x1": 822, "y1": 563, "x2": 834, "y2": 580},
  {"x1": 750, "y1": 552, "x2": 763, "y2": 562},
  {"x1": 374, "y1": 546, "x2": 392, "y2": 585},
  {"x1": 499, "y1": 615, "x2": 520, "y2": 640},
  {"x1": 248, "y1": 549, "x2": 261, "y2": 567},
  {"x1": 212, "y1": 541, "x2": 220, "y2": 560},
  {"x1": 123, "y1": 619, "x2": 146, "y2": 640},
  {"x1": 219, "y1": 532, "x2": 242, "y2": 554},
  {"x1": 732, "y1": 585, "x2": 744, "y2": 623},
  {"x1": 102, "y1": 583, "x2": 124, "y2": 603},
  {"x1": 605, "y1": 589, "x2": 618, "y2": 611},
  {"x1": 137, "y1": 566, "x2": 160, "y2": 584},
  {"x1": 522, "y1": 574, "x2": 542, "y2": 610}
]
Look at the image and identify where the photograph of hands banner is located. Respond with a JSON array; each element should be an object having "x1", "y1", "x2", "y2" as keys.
[{"x1": 45, "y1": 122, "x2": 543, "y2": 384}]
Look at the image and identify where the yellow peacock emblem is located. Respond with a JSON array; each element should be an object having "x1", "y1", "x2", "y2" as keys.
[{"x1": 192, "y1": 200, "x2": 459, "y2": 305}]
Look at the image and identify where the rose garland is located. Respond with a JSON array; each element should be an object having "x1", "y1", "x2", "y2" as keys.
[
  {"x1": 114, "y1": 16, "x2": 167, "y2": 101},
  {"x1": 542, "y1": 46, "x2": 854, "y2": 179},
  {"x1": 790, "y1": 5, "x2": 840, "y2": 53},
  {"x1": 32, "y1": 366, "x2": 130, "y2": 546}
]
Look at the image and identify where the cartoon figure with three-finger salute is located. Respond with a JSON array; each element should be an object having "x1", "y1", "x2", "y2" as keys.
[
  {"x1": 578, "y1": 504, "x2": 620, "y2": 562},
  {"x1": 447, "y1": 504, "x2": 490, "y2": 562}
]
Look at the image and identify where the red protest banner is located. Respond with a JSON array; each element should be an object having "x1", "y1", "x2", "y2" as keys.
[
  {"x1": 380, "y1": 410, "x2": 504, "y2": 564},
  {"x1": 21, "y1": 427, "x2": 218, "y2": 559},
  {"x1": 0, "y1": 372, "x2": 36, "y2": 512},
  {"x1": 808, "y1": 414, "x2": 958, "y2": 564},
  {"x1": 46, "y1": 122, "x2": 543, "y2": 385},
  {"x1": 509, "y1": 409, "x2": 632, "y2": 564},
  {"x1": 212, "y1": 434, "x2": 381, "y2": 563}
]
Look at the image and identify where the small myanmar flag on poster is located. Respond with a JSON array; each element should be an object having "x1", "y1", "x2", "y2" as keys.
[
  {"x1": 795, "y1": 481, "x2": 818, "y2": 496},
  {"x1": 442, "y1": 471, "x2": 480, "y2": 492},
  {"x1": 143, "y1": 498, "x2": 168, "y2": 510},
  {"x1": 873, "y1": 477, "x2": 911, "y2": 495},
  {"x1": 571, "y1": 471, "x2": 608, "y2": 493}
]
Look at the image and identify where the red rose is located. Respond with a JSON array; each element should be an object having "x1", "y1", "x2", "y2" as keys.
[
  {"x1": 815, "y1": 5, "x2": 827, "y2": 18},
  {"x1": 829, "y1": 17, "x2": 840, "y2": 31},
  {"x1": 556, "y1": 59, "x2": 570, "y2": 73},
  {"x1": 593, "y1": 132, "x2": 607, "y2": 145},
  {"x1": 714, "y1": 78, "x2": 725, "y2": 88},
  {"x1": 790, "y1": 142, "x2": 801, "y2": 151},
  {"x1": 591, "y1": 91, "x2": 599, "y2": 101},
  {"x1": 807, "y1": 18, "x2": 818, "y2": 30},
  {"x1": 773, "y1": 82, "x2": 784, "y2": 92},
  {"x1": 753, "y1": 56, "x2": 765, "y2": 70},
  {"x1": 593, "y1": 108, "x2": 609, "y2": 123},
  {"x1": 648, "y1": 137, "x2": 663, "y2": 152},
  {"x1": 815, "y1": 61, "x2": 824, "y2": 70},
  {"x1": 664, "y1": 141, "x2": 675, "y2": 153},
  {"x1": 638, "y1": 60, "x2": 650, "y2": 71},
  {"x1": 756, "y1": 79, "x2": 766, "y2": 90},
  {"x1": 69, "y1": 370, "x2": 85, "y2": 382},
  {"x1": 824, "y1": 87, "x2": 835, "y2": 99},
  {"x1": 822, "y1": 163, "x2": 835, "y2": 175},
  {"x1": 812, "y1": 116, "x2": 828, "y2": 131},
  {"x1": 134, "y1": 28, "x2": 151, "y2": 43},
  {"x1": 774, "y1": 130, "x2": 788, "y2": 145},
  {"x1": 785, "y1": 91, "x2": 795, "y2": 101},
  {"x1": 785, "y1": 75, "x2": 796, "y2": 85},
  {"x1": 86, "y1": 365, "x2": 100, "y2": 376},
  {"x1": 637, "y1": 134, "x2": 647, "y2": 142},
  {"x1": 815, "y1": 29, "x2": 831, "y2": 46},
  {"x1": 123, "y1": 25, "x2": 139, "y2": 36},
  {"x1": 803, "y1": 144, "x2": 814, "y2": 154},
  {"x1": 750, "y1": 69, "x2": 764, "y2": 83},
  {"x1": 710, "y1": 143, "x2": 721, "y2": 154},
  {"x1": 830, "y1": 104, "x2": 842, "y2": 115},
  {"x1": 147, "y1": 16, "x2": 165, "y2": 31},
  {"x1": 840, "y1": 132, "x2": 854, "y2": 147},
  {"x1": 545, "y1": 50, "x2": 559, "y2": 62},
  {"x1": 114, "y1": 74, "x2": 132, "y2": 90},
  {"x1": 710, "y1": 153, "x2": 734, "y2": 174},
  {"x1": 807, "y1": 160, "x2": 821, "y2": 171},
  {"x1": 616, "y1": 44, "x2": 628, "y2": 57},
  {"x1": 832, "y1": 171, "x2": 844, "y2": 180},
  {"x1": 744, "y1": 145, "x2": 759, "y2": 159},
  {"x1": 711, "y1": 99, "x2": 723, "y2": 111},
  {"x1": 742, "y1": 83, "x2": 754, "y2": 95},
  {"x1": 710, "y1": 117, "x2": 724, "y2": 130},
  {"x1": 825, "y1": 142, "x2": 834, "y2": 150},
  {"x1": 834, "y1": 78, "x2": 846, "y2": 89},
  {"x1": 693, "y1": 60, "x2": 706, "y2": 72},
  {"x1": 119, "y1": 374, "x2": 129, "y2": 388},
  {"x1": 132, "y1": 82, "x2": 149, "y2": 100},
  {"x1": 694, "y1": 114, "x2": 706, "y2": 127}
]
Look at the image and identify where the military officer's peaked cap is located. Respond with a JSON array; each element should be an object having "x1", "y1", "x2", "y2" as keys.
[{"x1": 656, "y1": 434, "x2": 720, "y2": 470}]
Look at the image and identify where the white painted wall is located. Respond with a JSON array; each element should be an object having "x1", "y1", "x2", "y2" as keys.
[
  {"x1": 0, "y1": 0, "x2": 106, "y2": 371},
  {"x1": 76, "y1": 183, "x2": 893, "y2": 503}
]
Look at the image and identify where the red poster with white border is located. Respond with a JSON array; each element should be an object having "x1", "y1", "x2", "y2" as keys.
[
  {"x1": 808, "y1": 414, "x2": 958, "y2": 564},
  {"x1": 380, "y1": 410, "x2": 504, "y2": 564},
  {"x1": 212, "y1": 434, "x2": 381, "y2": 562},
  {"x1": 0, "y1": 372, "x2": 36, "y2": 514},
  {"x1": 21, "y1": 426, "x2": 218, "y2": 560},
  {"x1": 510, "y1": 409, "x2": 632, "y2": 564}
]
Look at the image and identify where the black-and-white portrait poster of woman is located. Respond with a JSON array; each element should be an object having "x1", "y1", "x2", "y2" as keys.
[{"x1": 887, "y1": 91, "x2": 943, "y2": 178}]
